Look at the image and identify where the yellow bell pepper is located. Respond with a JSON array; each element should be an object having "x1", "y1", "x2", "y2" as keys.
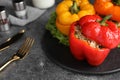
[
  {"x1": 56, "y1": 18, "x2": 70, "y2": 35},
  {"x1": 56, "y1": 0, "x2": 95, "y2": 35}
]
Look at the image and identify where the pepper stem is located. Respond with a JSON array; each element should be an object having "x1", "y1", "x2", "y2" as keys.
[
  {"x1": 112, "y1": 0, "x2": 120, "y2": 6},
  {"x1": 70, "y1": 0, "x2": 80, "y2": 14},
  {"x1": 100, "y1": 15, "x2": 112, "y2": 26}
]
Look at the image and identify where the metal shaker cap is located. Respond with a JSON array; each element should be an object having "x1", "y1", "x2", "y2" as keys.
[
  {"x1": 12, "y1": 0, "x2": 26, "y2": 11},
  {"x1": 0, "y1": 6, "x2": 7, "y2": 20}
]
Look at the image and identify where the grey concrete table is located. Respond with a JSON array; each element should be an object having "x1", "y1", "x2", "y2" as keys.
[{"x1": 0, "y1": 0, "x2": 120, "y2": 80}]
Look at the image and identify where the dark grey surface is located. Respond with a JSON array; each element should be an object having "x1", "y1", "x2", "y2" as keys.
[{"x1": 0, "y1": 0, "x2": 120, "y2": 80}]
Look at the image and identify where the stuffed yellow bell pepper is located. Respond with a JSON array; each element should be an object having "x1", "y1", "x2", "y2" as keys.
[{"x1": 56, "y1": 0, "x2": 95, "y2": 35}]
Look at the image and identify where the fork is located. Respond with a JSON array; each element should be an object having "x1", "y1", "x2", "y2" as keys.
[{"x1": 0, "y1": 37, "x2": 34, "y2": 71}]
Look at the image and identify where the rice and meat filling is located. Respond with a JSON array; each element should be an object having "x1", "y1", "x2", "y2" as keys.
[{"x1": 75, "y1": 25, "x2": 102, "y2": 48}]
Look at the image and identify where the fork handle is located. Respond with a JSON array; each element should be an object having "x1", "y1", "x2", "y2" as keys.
[{"x1": 0, "y1": 57, "x2": 20, "y2": 71}]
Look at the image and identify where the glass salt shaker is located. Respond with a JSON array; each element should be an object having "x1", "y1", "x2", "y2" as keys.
[
  {"x1": 32, "y1": 0, "x2": 55, "y2": 9},
  {"x1": 12, "y1": 0, "x2": 27, "y2": 19},
  {"x1": 0, "y1": 6, "x2": 10, "y2": 31}
]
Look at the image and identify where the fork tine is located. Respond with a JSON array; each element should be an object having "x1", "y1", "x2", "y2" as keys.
[
  {"x1": 17, "y1": 37, "x2": 34, "y2": 56},
  {"x1": 19, "y1": 37, "x2": 31, "y2": 54},
  {"x1": 21, "y1": 38, "x2": 34, "y2": 55},
  {"x1": 17, "y1": 37, "x2": 30, "y2": 54}
]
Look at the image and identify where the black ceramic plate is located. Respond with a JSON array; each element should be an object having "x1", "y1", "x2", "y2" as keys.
[{"x1": 41, "y1": 30, "x2": 120, "y2": 75}]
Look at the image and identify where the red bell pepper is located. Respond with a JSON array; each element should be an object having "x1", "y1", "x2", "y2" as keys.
[
  {"x1": 79, "y1": 15, "x2": 120, "y2": 49},
  {"x1": 69, "y1": 22, "x2": 110, "y2": 66}
]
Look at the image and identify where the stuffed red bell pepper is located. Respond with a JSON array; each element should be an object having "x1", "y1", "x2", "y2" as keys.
[
  {"x1": 69, "y1": 15, "x2": 120, "y2": 66},
  {"x1": 79, "y1": 15, "x2": 120, "y2": 49}
]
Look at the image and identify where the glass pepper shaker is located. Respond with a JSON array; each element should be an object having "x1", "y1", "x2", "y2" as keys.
[
  {"x1": 12, "y1": 0, "x2": 27, "y2": 19},
  {"x1": 0, "y1": 6, "x2": 10, "y2": 31}
]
